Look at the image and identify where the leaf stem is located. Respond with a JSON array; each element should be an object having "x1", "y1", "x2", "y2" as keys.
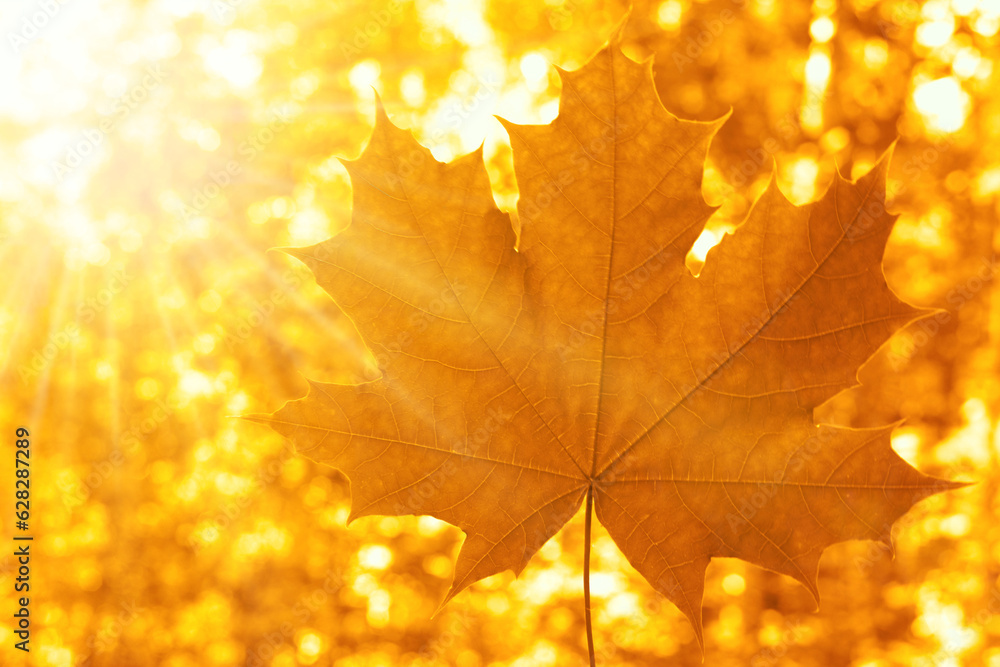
[{"x1": 584, "y1": 484, "x2": 595, "y2": 667}]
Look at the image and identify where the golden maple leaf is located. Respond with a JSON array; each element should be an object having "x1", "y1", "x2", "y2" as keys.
[{"x1": 256, "y1": 29, "x2": 966, "y2": 655}]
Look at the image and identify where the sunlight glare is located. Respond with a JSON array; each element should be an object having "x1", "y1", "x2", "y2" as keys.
[
  {"x1": 809, "y1": 17, "x2": 836, "y2": 43},
  {"x1": 657, "y1": 0, "x2": 684, "y2": 29},
  {"x1": 349, "y1": 60, "x2": 381, "y2": 94},
  {"x1": 912, "y1": 76, "x2": 969, "y2": 133},
  {"x1": 690, "y1": 228, "x2": 721, "y2": 264},
  {"x1": 201, "y1": 31, "x2": 263, "y2": 90}
]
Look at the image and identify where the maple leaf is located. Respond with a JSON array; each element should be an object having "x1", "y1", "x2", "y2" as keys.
[{"x1": 256, "y1": 30, "x2": 966, "y2": 653}]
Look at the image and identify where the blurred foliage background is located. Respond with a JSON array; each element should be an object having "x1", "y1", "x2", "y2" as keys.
[{"x1": 0, "y1": 0, "x2": 998, "y2": 665}]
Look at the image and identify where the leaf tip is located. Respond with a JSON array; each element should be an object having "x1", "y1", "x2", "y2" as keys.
[
  {"x1": 690, "y1": 612, "x2": 706, "y2": 656},
  {"x1": 785, "y1": 555, "x2": 822, "y2": 610},
  {"x1": 269, "y1": 244, "x2": 303, "y2": 259},
  {"x1": 372, "y1": 87, "x2": 387, "y2": 117},
  {"x1": 337, "y1": 155, "x2": 359, "y2": 177},
  {"x1": 431, "y1": 587, "x2": 463, "y2": 619},
  {"x1": 714, "y1": 105, "x2": 735, "y2": 128},
  {"x1": 803, "y1": 576, "x2": 821, "y2": 612},
  {"x1": 931, "y1": 477, "x2": 976, "y2": 494},
  {"x1": 493, "y1": 115, "x2": 524, "y2": 138},
  {"x1": 263, "y1": 245, "x2": 288, "y2": 258},
  {"x1": 851, "y1": 141, "x2": 896, "y2": 188},
  {"x1": 609, "y1": 7, "x2": 633, "y2": 44},
  {"x1": 237, "y1": 412, "x2": 273, "y2": 425},
  {"x1": 922, "y1": 305, "x2": 950, "y2": 321},
  {"x1": 437, "y1": 582, "x2": 463, "y2": 615},
  {"x1": 274, "y1": 245, "x2": 315, "y2": 269},
  {"x1": 877, "y1": 526, "x2": 898, "y2": 561},
  {"x1": 878, "y1": 138, "x2": 899, "y2": 167}
]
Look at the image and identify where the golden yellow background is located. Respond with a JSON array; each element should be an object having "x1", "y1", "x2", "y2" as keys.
[{"x1": 0, "y1": 0, "x2": 998, "y2": 665}]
